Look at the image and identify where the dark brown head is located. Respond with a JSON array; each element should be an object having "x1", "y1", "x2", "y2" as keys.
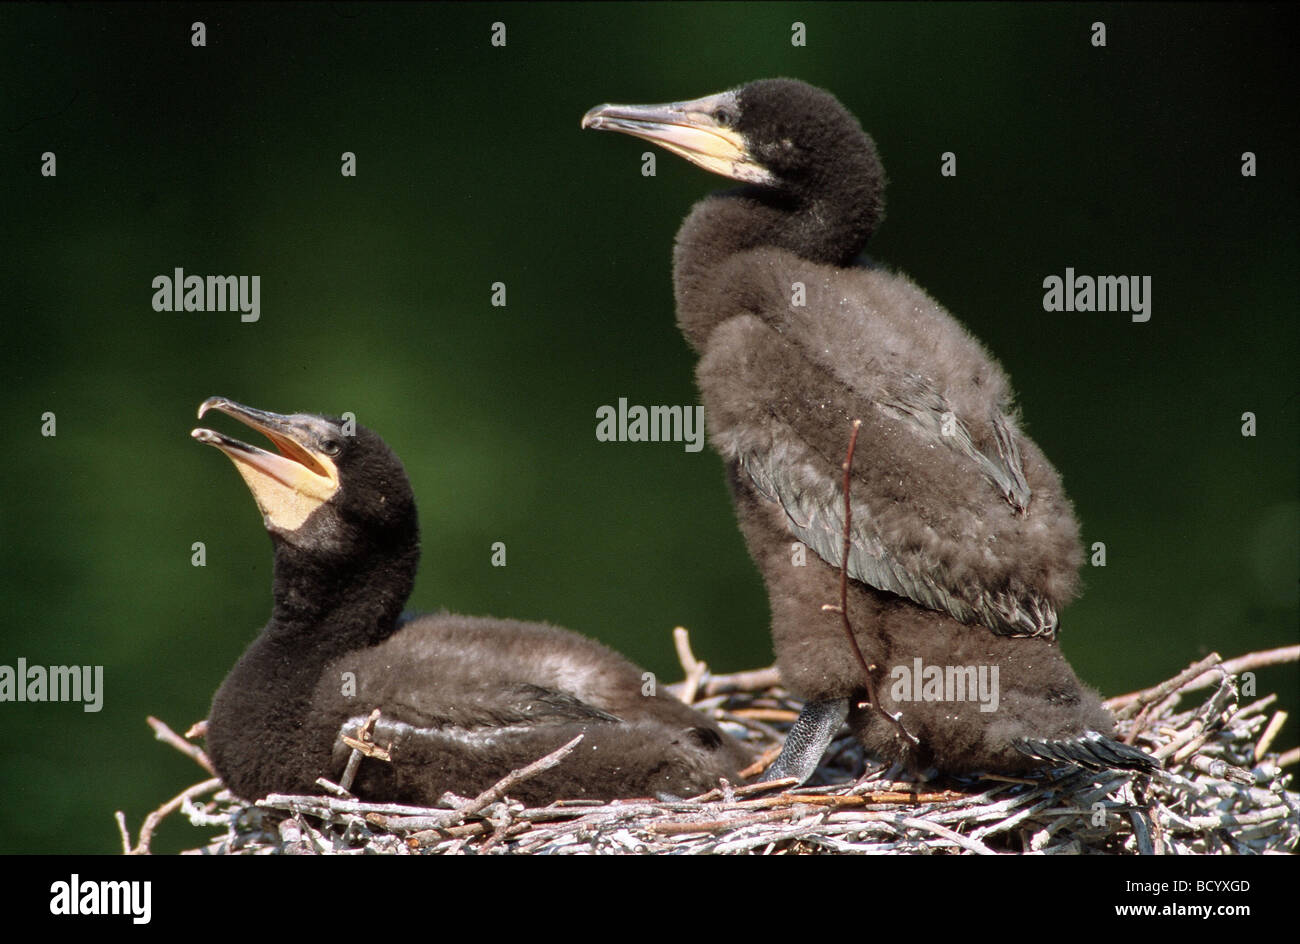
[
  {"x1": 583, "y1": 77, "x2": 885, "y2": 262},
  {"x1": 192, "y1": 396, "x2": 419, "y2": 629}
]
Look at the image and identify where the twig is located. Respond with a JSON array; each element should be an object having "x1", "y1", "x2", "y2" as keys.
[
  {"x1": 687, "y1": 666, "x2": 782, "y2": 697},
  {"x1": 1255, "y1": 711, "x2": 1288, "y2": 762},
  {"x1": 899, "y1": 817, "x2": 998, "y2": 855},
  {"x1": 114, "y1": 811, "x2": 132, "y2": 855},
  {"x1": 315, "y1": 778, "x2": 353, "y2": 798},
  {"x1": 125, "y1": 777, "x2": 223, "y2": 854},
  {"x1": 147, "y1": 716, "x2": 215, "y2": 775},
  {"x1": 1112, "y1": 653, "x2": 1221, "y2": 728},
  {"x1": 730, "y1": 707, "x2": 800, "y2": 722},
  {"x1": 1110, "y1": 646, "x2": 1300, "y2": 714},
  {"x1": 336, "y1": 708, "x2": 387, "y2": 793},
  {"x1": 450, "y1": 734, "x2": 585, "y2": 822},
  {"x1": 339, "y1": 708, "x2": 391, "y2": 762},
  {"x1": 673, "y1": 626, "x2": 707, "y2": 705},
  {"x1": 648, "y1": 808, "x2": 797, "y2": 835},
  {"x1": 268, "y1": 733, "x2": 591, "y2": 836},
  {"x1": 1219, "y1": 646, "x2": 1300, "y2": 678},
  {"x1": 825, "y1": 419, "x2": 874, "y2": 686},
  {"x1": 824, "y1": 418, "x2": 916, "y2": 747}
]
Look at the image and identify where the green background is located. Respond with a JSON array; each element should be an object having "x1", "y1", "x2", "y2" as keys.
[{"x1": 2, "y1": 3, "x2": 1295, "y2": 854}]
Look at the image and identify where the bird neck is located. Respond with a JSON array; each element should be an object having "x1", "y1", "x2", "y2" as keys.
[
  {"x1": 207, "y1": 532, "x2": 419, "y2": 769},
  {"x1": 206, "y1": 501, "x2": 420, "y2": 798},
  {"x1": 673, "y1": 154, "x2": 883, "y2": 350},
  {"x1": 264, "y1": 531, "x2": 420, "y2": 657}
]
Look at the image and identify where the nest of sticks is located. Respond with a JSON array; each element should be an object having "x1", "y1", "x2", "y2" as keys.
[{"x1": 119, "y1": 639, "x2": 1298, "y2": 855}]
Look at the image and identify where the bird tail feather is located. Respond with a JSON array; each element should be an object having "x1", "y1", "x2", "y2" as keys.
[{"x1": 1013, "y1": 730, "x2": 1158, "y2": 772}]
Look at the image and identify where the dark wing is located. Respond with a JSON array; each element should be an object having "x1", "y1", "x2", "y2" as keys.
[
  {"x1": 372, "y1": 683, "x2": 622, "y2": 731},
  {"x1": 703, "y1": 313, "x2": 1074, "y2": 637},
  {"x1": 333, "y1": 683, "x2": 622, "y2": 760}
]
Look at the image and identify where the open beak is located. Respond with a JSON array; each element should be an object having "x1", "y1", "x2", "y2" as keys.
[
  {"x1": 192, "y1": 396, "x2": 340, "y2": 531},
  {"x1": 581, "y1": 90, "x2": 774, "y2": 186}
]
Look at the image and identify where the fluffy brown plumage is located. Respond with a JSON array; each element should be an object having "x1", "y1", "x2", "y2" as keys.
[
  {"x1": 584, "y1": 79, "x2": 1156, "y2": 781},
  {"x1": 195, "y1": 397, "x2": 750, "y2": 805}
]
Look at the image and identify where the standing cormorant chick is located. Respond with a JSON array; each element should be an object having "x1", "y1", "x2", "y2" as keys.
[
  {"x1": 192, "y1": 396, "x2": 750, "y2": 805},
  {"x1": 583, "y1": 80, "x2": 1156, "y2": 783}
]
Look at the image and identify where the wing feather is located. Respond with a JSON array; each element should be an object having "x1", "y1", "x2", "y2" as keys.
[{"x1": 702, "y1": 309, "x2": 1078, "y2": 638}]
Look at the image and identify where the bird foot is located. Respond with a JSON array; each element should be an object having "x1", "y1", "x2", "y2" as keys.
[{"x1": 760, "y1": 698, "x2": 850, "y2": 786}]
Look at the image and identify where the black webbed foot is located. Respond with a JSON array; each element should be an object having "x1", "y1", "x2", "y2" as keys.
[{"x1": 761, "y1": 697, "x2": 850, "y2": 785}]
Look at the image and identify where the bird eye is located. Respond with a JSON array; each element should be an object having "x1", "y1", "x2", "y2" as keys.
[
  {"x1": 321, "y1": 440, "x2": 342, "y2": 457},
  {"x1": 712, "y1": 108, "x2": 733, "y2": 127}
]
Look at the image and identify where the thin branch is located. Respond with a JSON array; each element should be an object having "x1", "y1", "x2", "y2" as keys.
[
  {"x1": 147, "y1": 716, "x2": 214, "y2": 775},
  {"x1": 450, "y1": 734, "x2": 585, "y2": 822},
  {"x1": 825, "y1": 418, "x2": 916, "y2": 747},
  {"x1": 672, "y1": 626, "x2": 707, "y2": 705},
  {"x1": 1110, "y1": 653, "x2": 1221, "y2": 722},
  {"x1": 265, "y1": 732, "x2": 590, "y2": 838},
  {"x1": 1257, "y1": 712, "x2": 1289, "y2": 762},
  {"x1": 1220, "y1": 646, "x2": 1300, "y2": 678},
  {"x1": 826, "y1": 419, "x2": 875, "y2": 685},
  {"x1": 1109, "y1": 646, "x2": 1300, "y2": 714},
  {"x1": 335, "y1": 708, "x2": 388, "y2": 794},
  {"x1": 127, "y1": 777, "x2": 222, "y2": 855},
  {"x1": 674, "y1": 666, "x2": 782, "y2": 697},
  {"x1": 114, "y1": 811, "x2": 132, "y2": 855}
]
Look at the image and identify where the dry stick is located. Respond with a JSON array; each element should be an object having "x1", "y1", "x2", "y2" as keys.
[
  {"x1": 1117, "y1": 647, "x2": 1300, "y2": 746},
  {"x1": 1123, "y1": 659, "x2": 1225, "y2": 745},
  {"x1": 739, "y1": 750, "x2": 783, "y2": 781},
  {"x1": 147, "y1": 716, "x2": 215, "y2": 775},
  {"x1": 899, "y1": 817, "x2": 999, "y2": 856},
  {"x1": 114, "y1": 811, "x2": 132, "y2": 855},
  {"x1": 738, "y1": 789, "x2": 963, "y2": 810},
  {"x1": 1111, "y1": 653, "x2": 1221, "y2": 716},
  {"x1": 1216, "y1": 646, "x2": 1300, "y2": 676},
  {"x1": 1109, "y1": 646, "x2": 1300, "y2": 715},
  {"x1": 732, "y1": 707, "x2": 800, "y2": 723},
  {"x1": 123, "y1": 777, "x2": 223, "y2": 855},
  {"x1": 672, "y1": 626, "x2": 707, "y2": 706},
  {"x1": 265, "y1": 738, "x2": 590, "y2": 826},
  {"x1": 824, "y1": 418, "x2": 916, "y2": 747},
  {"x1": 691, "y1": 666, "x2": 783, "y2": 697},
  {"x1": 648, "y1": 808, "x2": 799, "y2": 836},
  {"x1": 1152, "y1": 673, "x2": 1233, "y2": 760},
  {"x1": 336, "y1": 707, "x2": 387, "y2": 793},
  {"x1": 265, "y1": 736, "x2": 588, "y2": 833},
  {"x1": 1256, "y1": 712, "x2": 1289, "y2": 762},
  {"x1": 824, "y1": 419, "x2": 874, "y2": 685},
  {"x1": 454, "y1": 734, "x2": 584, "y2": 818}
]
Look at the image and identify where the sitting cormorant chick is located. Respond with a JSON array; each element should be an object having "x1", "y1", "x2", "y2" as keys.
[
  {"x1": 583, "y1": 80, "x2": 1156, "y2": 783},
  {"x1": 192, "y1": 396, "x2": 750, "y2": 805}
]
